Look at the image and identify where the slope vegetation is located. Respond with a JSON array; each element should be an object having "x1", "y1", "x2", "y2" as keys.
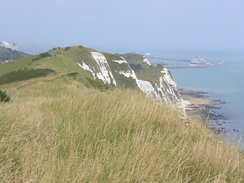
[
  {"x1": 121, "y1": 52, "x2": 164, "y2": 83},
  {"x1": 0, "y1": 77, "x2": 243, "y2": 182}
]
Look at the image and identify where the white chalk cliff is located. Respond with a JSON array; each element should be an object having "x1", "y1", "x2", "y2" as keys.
[
  {"x1": 78, "y1": 51, "x2": 185, "y2": 109},
  {"x1": 78, "y1": 52, "x2": 117, "y2": 86}
]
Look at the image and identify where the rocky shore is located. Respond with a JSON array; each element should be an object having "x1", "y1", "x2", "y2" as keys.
[{"x1": 179, "y1": 89, "x2": 229, "y2": 134}]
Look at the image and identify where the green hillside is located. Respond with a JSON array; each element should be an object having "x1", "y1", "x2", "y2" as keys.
[
  {"x1": 0, "y1": 46, "x2": 143, "y2": 90},
  {"x1": 120, "y1": 52, "x2": 144, "y2": 64},
  {"x1": 121, "y1": 52, "x2": 165, "y2": 83},
  {"x1": 0, "y1": 46, "x2": 106, "y2": 89},
  {"x1": 0, "y1": 46, "x2": 29, "y2": 62},
  {"x1": 0, "y1": 46, "x2": 90, "y2": 75},
  {"x1": 0, "y1": 46, "x2": 243, "y2": 182}
]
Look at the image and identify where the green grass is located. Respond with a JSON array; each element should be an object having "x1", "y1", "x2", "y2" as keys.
[
  {"x1": 103, "y1": 52, "x2": 122, "y2": 61},
  {"x1": 134, "y1": 65, "x2": 165, "y2": 83},
  {"x1": 0, "y1": 78, "x2": 243, "y2": 182},
  {"x1": 0, "y1": 56, "x2": 33, "y2": 77},
  {"x1": 120, "y1": 52, "x2": 144, "y2": 64}
]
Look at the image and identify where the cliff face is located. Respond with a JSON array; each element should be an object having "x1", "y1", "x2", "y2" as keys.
[
  {"x1": 137, "y1": 68, "x2": 184, "y2": 107},
  {"x1": 77, "y1": 52, "x2": 117, "y2": 86},
  {"x1": 77, "y1": 51, "x2": 185, "y2": 109}
]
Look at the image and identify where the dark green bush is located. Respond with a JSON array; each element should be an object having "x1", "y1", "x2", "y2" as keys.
[
  {"x1": 67, "y1": 72, "x2": 79, "y2": 77},
  {"x1": 129, "y1": 64, "x2": 142, "y2": 72},
  {"x1": 0, "y1": 90, "x2": 11, "y2": 103},
  {"x1": 64, "y1": 47, "x2": 71, "y2": 51},
  {"x1": 32, "y1": 52, "x2": 52, "y2": 61},
  {"x1": 0, "y1": 69, "x2": 56, "y2": 85},
  {"x1": 85, "y1": 78, "x2": 112, "y2": 91}
]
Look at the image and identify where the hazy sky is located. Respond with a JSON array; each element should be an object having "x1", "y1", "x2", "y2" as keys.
[{"x1": 1, "y1": 0, "x2": 244, "y2": 53}]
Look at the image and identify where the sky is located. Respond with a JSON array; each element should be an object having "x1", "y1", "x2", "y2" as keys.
[{"x1": 1, "y1": 0, "x2": 244, "y2": 54}]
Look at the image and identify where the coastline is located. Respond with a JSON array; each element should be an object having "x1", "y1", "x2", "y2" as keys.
[
  {"x1": 180, "y1": 89, "x2": 213, "y2": 122},
  {"x1": 179, "y1": 89, "x2": 228, "y2": 134}
]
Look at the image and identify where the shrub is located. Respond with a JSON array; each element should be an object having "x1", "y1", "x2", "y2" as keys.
[
  {"x1": 0, "y1": 90, "x2": 11, "y2": 102},
  {"x1": 0, "y1": 69, "x2": 56, "y2": 85},
  {"x1": 67, "y1": 72, "x2": 78, "y2": 77},
  {"x1": 130, "y1": 63, "x2": 142, "y2": 71},
  {"x1": 64, "y1": 47, "x2": 71, "y2": 51},
  {"x1": 86, "y1": 78, "x2": 112, "y2": 91},
  {"x1": 32, "y1": 52, "x2": 52, "y2": 61}
]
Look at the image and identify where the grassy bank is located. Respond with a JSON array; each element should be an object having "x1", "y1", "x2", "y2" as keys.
[{"x1": 0, "y1": 77, "x2": 244, "y2": 182}]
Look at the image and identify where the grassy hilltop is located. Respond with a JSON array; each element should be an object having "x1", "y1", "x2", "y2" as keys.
[{"x1": 0, "y1": 46, "x2": 243, "y2": 182}]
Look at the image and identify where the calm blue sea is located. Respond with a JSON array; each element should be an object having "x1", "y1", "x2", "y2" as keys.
[{"x1": 149, "y1": 50, "x2": 244, "y2": 149}]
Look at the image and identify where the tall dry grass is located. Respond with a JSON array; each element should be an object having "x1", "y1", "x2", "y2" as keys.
[{"x1": 0, "y1": 78, "x2": 243, "y2": 182}]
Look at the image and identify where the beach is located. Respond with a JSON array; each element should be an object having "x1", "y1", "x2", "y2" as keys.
[{"x1": 179, "y1": 89, "x2": 229, "y2": 134}]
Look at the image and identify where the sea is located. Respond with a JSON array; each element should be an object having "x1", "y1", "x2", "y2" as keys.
[{"x1": 148, "y1": 50, "x2": 244, "y2": 149}]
